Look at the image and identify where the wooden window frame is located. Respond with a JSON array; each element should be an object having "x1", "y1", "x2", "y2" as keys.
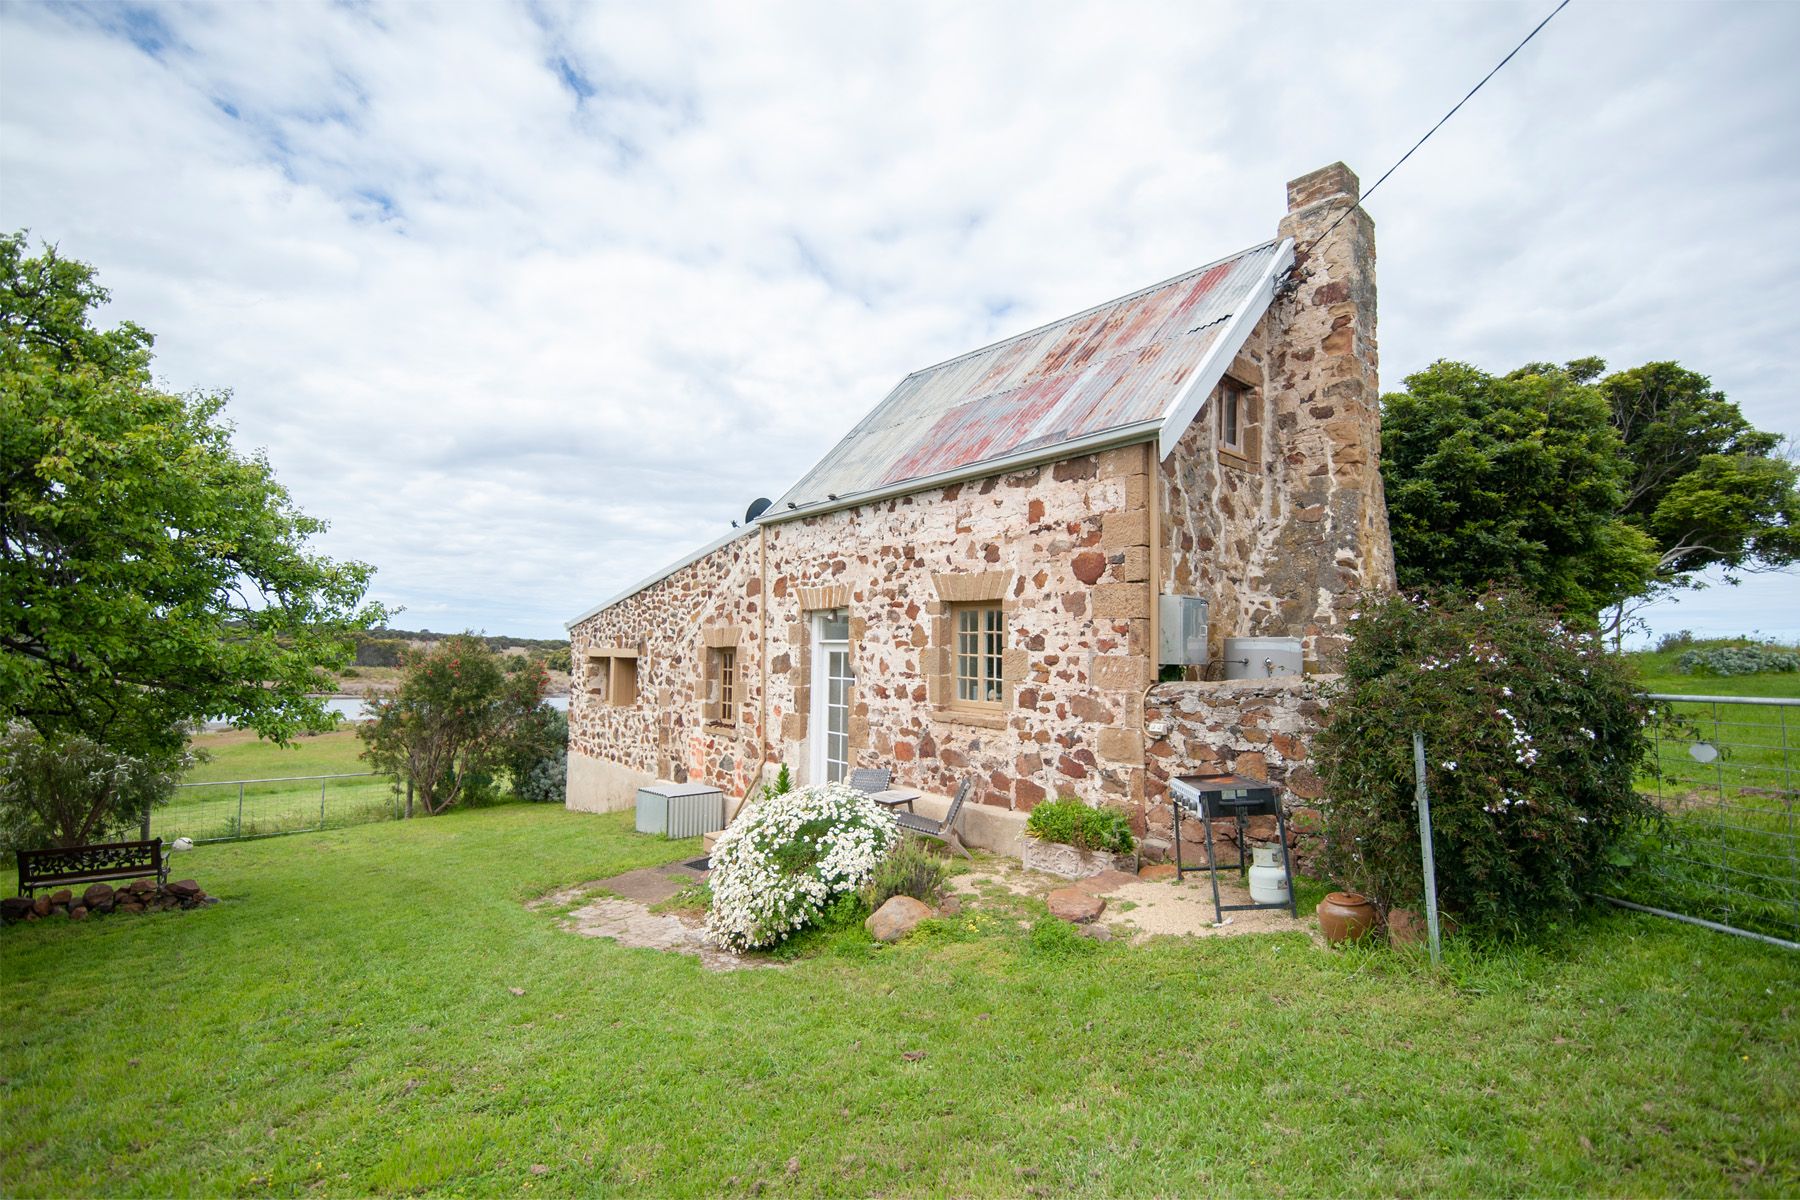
[
  {"x1": 950, "y1": 602, "x2": 1005, "y2": 711},
  {"x1": 1215, "y1": 375, "x2": 1260, "y2": 471},
  {"x1": 584, "y1": 648, "x2": 639, "y2": 707}
]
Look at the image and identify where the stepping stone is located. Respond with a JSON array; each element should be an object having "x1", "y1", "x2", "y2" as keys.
[
  {"x1": 1137, "y1": 863, "x2": 1179, "y2": 882},
  {"x1": 1074, "y1": 869, "x2": 1140, "y2": 897},
  {"x1": 1047, "y1": 887, "x2": 1105, "y2": 924}
]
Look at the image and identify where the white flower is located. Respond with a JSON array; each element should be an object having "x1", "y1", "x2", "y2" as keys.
[{"x1": 1441, "y1": 760, "x2": 1458, "y2": 772}]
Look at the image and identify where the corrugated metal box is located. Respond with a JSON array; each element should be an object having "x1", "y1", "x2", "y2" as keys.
[
  {"x1": 1159, "y1": 595, "x2": 1211, "y2": 665},
  {"x1": 635, "y1": 782, "x2": 725, "y2": 839}
]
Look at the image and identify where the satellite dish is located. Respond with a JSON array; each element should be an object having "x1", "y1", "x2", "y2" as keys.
[{"x1": 745, "y1": 497, "x2": 773, "y2": 523}]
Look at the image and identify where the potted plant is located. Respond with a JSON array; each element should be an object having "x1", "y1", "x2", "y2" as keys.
[{"x1": 1021, "y1": 796, "x2": 1138, "y2": 879}]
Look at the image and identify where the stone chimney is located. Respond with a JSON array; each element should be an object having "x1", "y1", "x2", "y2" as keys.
[{"x1": 1262, "y1": 163, "x2": 1395, "y2": 666}]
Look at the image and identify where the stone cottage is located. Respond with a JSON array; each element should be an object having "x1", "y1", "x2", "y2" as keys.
[{"x1": 566, "y1": 162, "x2": 1395, "y2": 860}]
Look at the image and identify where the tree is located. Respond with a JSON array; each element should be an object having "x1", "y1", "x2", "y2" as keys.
[
  {"x1": 0, "y1": 723, "x2": 190, "y2": 849},
  {"x1": 1599, "y1": 362, "x2": 1799, "y2": 634},
  {"x1": 1, "y1": 233, "x2": 385, "y2": 757},
  {"x1": 357, "y1": 634, "x2": 546, "y2": 815},
  {"x1": 1381, "y1": 360, "x2": 1659, "y2": 616}
]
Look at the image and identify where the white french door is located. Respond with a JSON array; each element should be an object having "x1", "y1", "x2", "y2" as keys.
[{"x1": 809, "y1": 609, "x2": 852, "y2": 784}]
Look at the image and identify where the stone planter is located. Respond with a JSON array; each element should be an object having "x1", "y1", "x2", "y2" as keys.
[{"x1": 1021, "y1": 838, "x2": 1138, "y2": 880}]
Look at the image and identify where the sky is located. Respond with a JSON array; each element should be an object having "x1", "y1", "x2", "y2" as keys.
[{"x1": 2, "y1": 0, "x2": 1796, "y2": 643}]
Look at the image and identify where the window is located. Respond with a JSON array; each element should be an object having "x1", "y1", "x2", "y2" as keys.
[
  {"x1": 1218, "y1": 377, "x2": 1246, "y2": 454},
  {"x1": 710, "y1": 646, "x2": 736, "y2": 725},
  {"x1": 953, "y1": 604, "x2": 1005, "y2": 706},
  {"x1": 585, "y1": 650, "x2": 638, "y2": 707}
]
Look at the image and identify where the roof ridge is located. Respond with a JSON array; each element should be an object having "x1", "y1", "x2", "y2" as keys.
[{"x1": 897, "y1": 238, "x2": 1277, "y2": 382}]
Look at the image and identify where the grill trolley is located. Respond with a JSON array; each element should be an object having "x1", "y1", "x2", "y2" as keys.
[{"x1": 1169, "y1": 774, "x2": 1298, "y2": 923}]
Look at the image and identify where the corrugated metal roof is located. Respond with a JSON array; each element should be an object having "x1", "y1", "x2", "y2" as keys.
[{"x1": 770, "y1": 239, "x2": 1283, "y2": 518}]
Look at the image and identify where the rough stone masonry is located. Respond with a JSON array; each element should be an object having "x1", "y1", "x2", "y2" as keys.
[{"x1": 566, "y1": 163, "x2": 1394, "y2": 860}]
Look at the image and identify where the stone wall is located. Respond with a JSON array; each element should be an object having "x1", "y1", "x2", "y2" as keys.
[
  {"x1": 567, "y1": 530, "x2": 765, "y2": 807},
  {"x1": 1159, "y1": 162, "x2": 1394, "y2": 670},
  {"x1": 760, "y1": 444, "x2": 1154, "y2": 813},
  {"x1": 1142, "y1": 678, "x2": 1329, "y2": 868}
]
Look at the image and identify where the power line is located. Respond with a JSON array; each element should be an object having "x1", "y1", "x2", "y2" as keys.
[{"x1": 1299, "y1": 0, "x2": 1573, "y2": 260}]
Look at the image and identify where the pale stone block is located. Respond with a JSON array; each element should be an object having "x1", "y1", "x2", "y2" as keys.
[
  {"x1": 1093, "y1": 654, "x2": 1146, "y2": 691},
  {"x1": 1102, "y1": 508, "x2": 1149, "y2": 551},
  {"x1": 1098, "y1": 727, "x2": 1143, "y2": 763},
  {"x1": 1092, "y1": 583, "x2": 1149, "y2": 620}
]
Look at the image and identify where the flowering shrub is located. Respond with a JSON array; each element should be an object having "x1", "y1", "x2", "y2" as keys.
[
  {"x1": 706, "y1": 781, "x2": 899, "y2": 950},
  {"x1": 1315, "y1": 590, "x2": 1658, "y2": 938}
]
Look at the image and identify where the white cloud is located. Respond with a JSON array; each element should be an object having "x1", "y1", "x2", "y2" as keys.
[{"x1": 3, "y1": 0, "x2": 1795, "y2": 641}]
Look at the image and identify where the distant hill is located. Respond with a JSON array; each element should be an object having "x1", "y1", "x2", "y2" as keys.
[{"x1": 351, "y1": 628, "x2": 569, "y2": 669}]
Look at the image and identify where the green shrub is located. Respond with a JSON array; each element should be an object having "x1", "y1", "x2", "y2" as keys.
[
  {"x1": 1315, "y1": 589, "x2": 1658, "y2": 939},
  {"x1": 498, "y1": 705, "x2": 568, "y2": 803},
  {"x1": 0, "y1": 723, "x2": 190, "y2": 850},
  {"x1": 1674, "y1": 644, "x2": 1800, "y2": 676},
  {"x1": 863, "y1": 838, "x2": 949, "y2": 910},
  {"x1": 1024, "y1": 796, "x2": 1136, "y2": 854}
]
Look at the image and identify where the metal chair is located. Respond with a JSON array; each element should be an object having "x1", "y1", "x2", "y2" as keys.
[
  {"x1": 895, "y1": 777, "x2": 974, "y2": 859},
  {"x1": 847, "y1": 767, "x2": 893, "y2": 795}
]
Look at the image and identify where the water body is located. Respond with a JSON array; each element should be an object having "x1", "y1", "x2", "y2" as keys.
[{"x1": 320, "y1": 694, "x2": 570, "y2": 722}]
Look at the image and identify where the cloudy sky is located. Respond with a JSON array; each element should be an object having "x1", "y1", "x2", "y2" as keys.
[{"x1": 2, "y1": 0, "x2": 1795, "y2": 643}]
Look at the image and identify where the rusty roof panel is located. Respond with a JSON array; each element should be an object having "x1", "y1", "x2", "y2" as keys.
[{"x1": 773, "y1": 239, "x2": 1280, "y2": 516}]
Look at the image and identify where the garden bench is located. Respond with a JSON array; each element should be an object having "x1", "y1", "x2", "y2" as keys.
[
  {"x1": 17, "y1": 838, "x2": 168, "y2": 898},
  {"x1": 894, "y1": 777, "x2": 973, "y2": 859}
]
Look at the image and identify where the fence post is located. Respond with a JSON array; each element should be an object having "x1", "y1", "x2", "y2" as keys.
[
  {"x1": 141, "y1": 801, "x2": 151, "y2": 842},
  {"x1": 405, "y1": 777, "x2": 413, "y2": 820},
  {"x1": 321, "y1": 777, "x2": 328, "y2": 828},
  {"x1": 237, "y1": 781, "x2": 245, "y2": 834},
  {"x1": 1411, "y1": 731, "x2": 1443, "y2": 967}
]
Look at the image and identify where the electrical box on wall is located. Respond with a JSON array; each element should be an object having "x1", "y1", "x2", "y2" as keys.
[{"x1": 1158, "y1": 595, "x2": 1210, "y2": 665}]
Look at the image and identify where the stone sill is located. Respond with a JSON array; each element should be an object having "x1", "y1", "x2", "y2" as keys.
[
  {"x1": 931, "y1": 705, "x2": 1008, "y2": 731},
  {"x1": 1152, "y1": 676, "x2": 1337, "y2": 696},
  {"x1": 1217, "y1": 448, "x2": 1258, "y2": 473},
  {"x1": 702, "y1": 721, "x2": 739, "y2": 735}
]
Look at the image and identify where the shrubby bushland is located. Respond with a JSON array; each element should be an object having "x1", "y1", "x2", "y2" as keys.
[
  {"x1": 1024, "y1": 796, "x2": 1136, "y2": 855},
  {"x1": 0, "y1": 723, "x2": 190, "y2": 850},
  {"x1": 706, "y1": 782, "x2": 898, "y2": 950},
  {"x1": 1315, "y1": 589, "x2": 1658, "y2": 939},
  {"x1": 1674, "y1": 644, "x2": 1799, "y2": 677}
]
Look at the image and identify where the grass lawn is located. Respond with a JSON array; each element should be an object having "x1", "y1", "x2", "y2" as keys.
[
  {"x1": 1617, "y1": 643, "x2": 1800, "y2": 942},
  {"x1": 159, "y1": 730, "x2": 393, "y2": 843},
  {"x1": 4, "y1": 805, "x2": 1796, "y2": 1197}
]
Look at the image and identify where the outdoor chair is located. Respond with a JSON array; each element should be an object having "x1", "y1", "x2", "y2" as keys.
[
  {"x1": 847, "y1": 767, "x2": 893, "y2": 795},
  {"x1": 894, "y1": 777, "x2": 974, "y2": 859}
]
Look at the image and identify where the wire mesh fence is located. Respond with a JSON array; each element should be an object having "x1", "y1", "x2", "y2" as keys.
[
  {"x1": 156, "y1": 773, "x2": 400, "y2": 843},
  {"x1": 1612, "y1": 694, "x2": 1799, "y2": 947}
]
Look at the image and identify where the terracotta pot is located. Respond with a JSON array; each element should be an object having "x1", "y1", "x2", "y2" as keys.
[
  {"x1": 1387, "y1": 907, "x2": 1459, "y2": 945},
  {"x1": 1316, "y1": 891, "x2": 1378, "y2": 944}
]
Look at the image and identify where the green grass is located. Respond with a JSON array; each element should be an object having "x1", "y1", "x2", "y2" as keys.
[
  {"x1": 1618, "y1": 642, "x2": 1799, "y2": 942},
  {"x1": 159, "y1": 729, "x2": 393, "y2": 842},
  {"x1": 4, "y1": 805, "x2": 1796, "y2": 1197}
]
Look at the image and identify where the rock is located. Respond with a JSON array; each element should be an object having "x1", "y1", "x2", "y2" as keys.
[
  {"x1": 938, "y1": 895, "x2": 963, "y2": 916},
  {"x1": 49, "y1": 888, "x2": 74, "y2": 906},
  {"x1": 0, "y1": 897, "x2": 32, "y2": 923},
  {"x1": 32, "y1": 897, "x2": 50, "y2": 917},
  {"x1": 82, "y1": 883, "x2": 115, "y2": 909},
  {"x1": 71, "y1": 906, "x2": 88, "y2": 921},
  {"x1": 169, "y1": 879, "x2": 201, "y2": 899},
  {"x1": 1137, "y1": 863, "x2": 1178, "y2": 882},
  {"x1": 128, "y1": 879, "x2": 155, "y2": 896},
  {"x1": 865, "y1": 895, "x2": 933, "y2": 942},
  {"x1": 120, "y1": 900, "x2": 145, "y2": 914},
  {"x1": 1078, "y1": 924, "x2": 1114, "y2": 942},
  {"x1": 1046, "y1": 888, "x2": 1105, "y2": 924},
  {"x1": 1074, "y1": 869, "x2": 1139, "y2": 897}
]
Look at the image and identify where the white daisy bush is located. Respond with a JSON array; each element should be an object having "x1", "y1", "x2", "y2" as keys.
[
  {"x1": 1315, "y1": 589, "x2": 1658, "y2": 939},
  {"x1": 706, "y1": 781, "x2": 899, "y2": 951}
]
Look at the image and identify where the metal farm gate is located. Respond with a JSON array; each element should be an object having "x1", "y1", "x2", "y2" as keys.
[{"x1": 1606, "y1": 694, "x2": 1800, "y2": 949}]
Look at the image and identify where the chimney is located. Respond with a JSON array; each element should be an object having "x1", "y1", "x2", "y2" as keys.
[{"x1": 1262, "y1": 163, "x2": 1395, "y2": 666}]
